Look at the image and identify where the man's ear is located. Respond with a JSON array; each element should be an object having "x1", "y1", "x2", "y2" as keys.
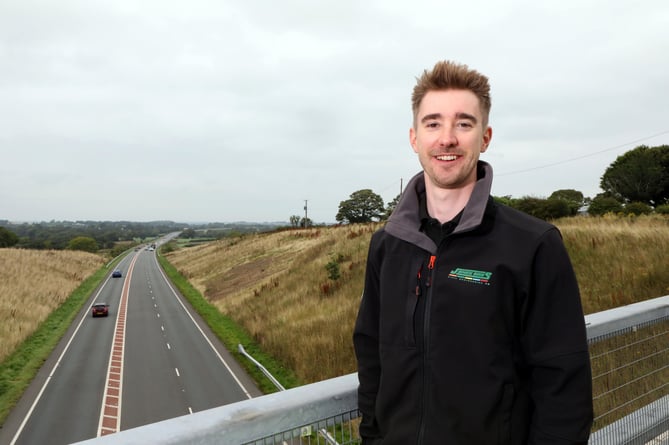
[
  {"x1": 409, "y1": 127, "x2": 418, "y2": 153},
  {"x1": 481, "y1": 126, "x2": 492, "y2": 153}
]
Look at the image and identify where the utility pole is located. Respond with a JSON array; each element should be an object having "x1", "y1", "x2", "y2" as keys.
[
  {"x1": 303, "y1": 200, "x2": 308, "y2": 228},
  {"x1": 400, "y1": 178, "x2": 403, "y2": 196}
]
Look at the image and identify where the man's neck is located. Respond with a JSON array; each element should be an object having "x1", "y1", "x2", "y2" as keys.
[{"x1": 424, "y1": 178, "x2": 475, "y2": 224}]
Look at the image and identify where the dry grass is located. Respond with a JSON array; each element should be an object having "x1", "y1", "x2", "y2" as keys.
[
  {"x1": 166, "y1": 215, "x2": 669, "y2": 387},
  {"x1": 165, "y1": 225, "x2": 377, "y2": 382},
  {"x1": 0, "y1": 248, "x2": 105, "y2": 362},
  {"x1": 557, "y1": 214, "x2": 669, "y2": 314}
]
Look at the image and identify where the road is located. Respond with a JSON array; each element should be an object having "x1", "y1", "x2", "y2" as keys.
[{"x1": 1, "y1": 246, "x2": 261, "y2": 445}]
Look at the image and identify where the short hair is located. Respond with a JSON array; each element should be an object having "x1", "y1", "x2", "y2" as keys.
[{"x1": 411, "y1": 60, "x2": 491, "y2": 128}]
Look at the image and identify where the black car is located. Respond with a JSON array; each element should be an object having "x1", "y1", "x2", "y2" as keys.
[
  {"x1": 112, "y1": 269, "x2": 122, "y2": 278},
  {"x1": 91, "y1": 303, "x2": 109, "y2": 317}
]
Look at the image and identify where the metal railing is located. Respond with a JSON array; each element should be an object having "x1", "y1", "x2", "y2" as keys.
[{"x1": 73, "y1": 295, "x2": 669, "y2": 445}]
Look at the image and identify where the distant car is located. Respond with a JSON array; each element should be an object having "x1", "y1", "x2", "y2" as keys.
[
  {"x1": 91, "y1": 303, "x2": 109, "y2": 317},
  {"x1": 112, "y1": 270, "x2": 122, "y2": 278}
]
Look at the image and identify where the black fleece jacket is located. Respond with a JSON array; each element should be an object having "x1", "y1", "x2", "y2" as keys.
[{"x1": 353, "y1": 162, "x2": 593, "y2": 445}]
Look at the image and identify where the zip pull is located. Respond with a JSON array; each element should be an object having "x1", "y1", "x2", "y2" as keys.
[
  {"x1": 415, "y1": 265, "x2": 423, "y2": 296},
  {"x1": 426, "y1": 255, "x2": 436, "y2": 288}
]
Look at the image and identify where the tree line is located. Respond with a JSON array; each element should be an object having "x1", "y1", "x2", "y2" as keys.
[
  {"x1": 0, "y1": 220, "x2": 281, "y2": 252},
  {"x1": 333, "y1": 144, "x2": 669, "y2": 224}
]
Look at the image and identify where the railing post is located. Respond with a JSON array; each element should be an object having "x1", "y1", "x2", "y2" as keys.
[{"x1": 238, "y1": 344, "x2": 285, "y2": 391}]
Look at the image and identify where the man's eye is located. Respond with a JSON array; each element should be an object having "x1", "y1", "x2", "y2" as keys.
[
  {"x1": 426, "y1": 122, "x2": 439, "y2": 128},
  {"x1": 457, "y1": 122, "x2": 473, "y2": 128}
]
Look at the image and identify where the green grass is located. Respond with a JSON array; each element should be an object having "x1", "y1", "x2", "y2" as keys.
[{"x1": 156, "y1": 252, "x2": 301, "y2": 393}]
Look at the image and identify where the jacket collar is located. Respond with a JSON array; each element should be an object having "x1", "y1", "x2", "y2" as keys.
[{"x1": 385, "y1": 161, "x2": 494, "y2": 253}]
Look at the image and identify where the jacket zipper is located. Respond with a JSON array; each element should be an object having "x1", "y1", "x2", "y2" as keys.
[{"x1": 417, "y1": 254, "x2": 436, "y2": 444}]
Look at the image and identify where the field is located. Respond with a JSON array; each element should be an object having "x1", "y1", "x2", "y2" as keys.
[
  {"x1": 164, "y1": 214, "x2": 669, "y2": 385},
  {"x1": 0, "y1": 249, "x2": 105, "y2": 363}
]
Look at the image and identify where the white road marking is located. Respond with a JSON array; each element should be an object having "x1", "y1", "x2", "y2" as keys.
[{"x1": 151, "y1": 255, "x2": 253, "y2": 399}]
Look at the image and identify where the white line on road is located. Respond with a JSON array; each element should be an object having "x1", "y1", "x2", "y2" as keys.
[
  {"x1": 175, "y1": 368, "x2": 180, "y2": 377},
  {"x1": 152, "y1": 255, "x2": 254, "y2": 399}
]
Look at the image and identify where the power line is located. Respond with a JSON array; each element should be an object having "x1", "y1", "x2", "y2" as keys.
[{"x1": 497, "y1": 130, "x2": 669, "y2": 177}]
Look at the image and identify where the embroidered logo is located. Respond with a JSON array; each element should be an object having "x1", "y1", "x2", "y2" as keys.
[{"x1": 448, "y1": 268, "x2": 492, "y2": 285}]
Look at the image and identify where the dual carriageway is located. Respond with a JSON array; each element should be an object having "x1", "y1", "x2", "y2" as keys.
[{"x1": 0, "y1": 246, "x2": 261, "y2": 445}]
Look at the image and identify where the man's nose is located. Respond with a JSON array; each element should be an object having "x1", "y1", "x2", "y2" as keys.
[{"x1": 439, "y1": 127, "x2": 457, "y2": 147}]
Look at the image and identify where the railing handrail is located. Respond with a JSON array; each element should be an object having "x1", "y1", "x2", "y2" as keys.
[
  {"x1": 73, "y1": 373, "x2": 359, "y2": 445},
  {"x1": 585, "y1": 295, "x2": 669, "y2": 341}
]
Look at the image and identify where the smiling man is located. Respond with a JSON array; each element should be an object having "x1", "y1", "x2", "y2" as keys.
[{"x1": 353, "y1": 61, "x2": 593, "y2": 444}]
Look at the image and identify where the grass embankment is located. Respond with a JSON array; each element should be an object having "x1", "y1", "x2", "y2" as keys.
[
  {"x1": 558, "y1": 214, "x2": 669, "y2": 313},
  {"x1": 164, "y1": 215, "x2": 669, "y2": 433},
  {"x1": 164, "y1": 224, "x2": 377, "y2": 385},
  {"x1": 156, "y1": 254, "x2": 300, "y2": 393},
  {"x1": 0, "y1": 249, "x2": 109, "y2": 425},
  {"x1": 165, "y1": 215, "x2": 669, "y2": 386}
]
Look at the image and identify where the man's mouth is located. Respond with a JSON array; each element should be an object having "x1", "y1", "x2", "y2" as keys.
[{"x1": 435, "y1": 155, "x2": 458, "y2": 161}]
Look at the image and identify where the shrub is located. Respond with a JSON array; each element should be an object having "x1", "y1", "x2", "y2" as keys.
[
  {"x1": 588, "y1": 196, "x2": 624, "y2": 216},
  {"x1": 325, "y1": 259, "x2": 341, "y2": 281},
  {"x1": 624, "y1": 202, "x2": 653, "y2": 216}
]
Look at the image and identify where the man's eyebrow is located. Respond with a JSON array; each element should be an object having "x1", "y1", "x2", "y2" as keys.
[
  {"x1": 420, "y1": 113, "x2": 442, "y2": 123},
  {"x1": 455, "y1": 112, "x2": 478, "y2": 123},
  {"x1": 420, "y1": 112, "x2": 478, "y2": 124}
]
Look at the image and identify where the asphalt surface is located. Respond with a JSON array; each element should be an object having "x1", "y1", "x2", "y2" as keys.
[{"x1": 0, "y1": 247, "x2": 261, "y2": 445}]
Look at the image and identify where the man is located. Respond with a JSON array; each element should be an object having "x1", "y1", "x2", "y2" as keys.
[{"x1": 353, "y1": 61, "x2": 593, "y2": 444}]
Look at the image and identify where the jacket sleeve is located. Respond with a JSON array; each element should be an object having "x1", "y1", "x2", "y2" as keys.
[
  {"x1": 523, "y1": 228, "x2": 594, "y2": 444},
  {"x1": 353, "y1": 234, "x2": 383, "y2": 443}
]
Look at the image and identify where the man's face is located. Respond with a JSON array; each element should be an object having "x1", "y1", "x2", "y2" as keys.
[{"x1": 410, "y1": 89, "x2": 492, "y2": 191}]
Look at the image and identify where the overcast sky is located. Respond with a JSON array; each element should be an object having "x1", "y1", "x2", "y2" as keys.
[{"x1": 1, "y1": 0, "x2": 667, "y2": 224}]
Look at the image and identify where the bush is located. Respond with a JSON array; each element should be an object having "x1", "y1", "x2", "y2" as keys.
[
  {"x1": 325, "y1": 258, "x2": 341, "y2": 281},
  {"x1": 67, "y1": 236, "x2": 98, "y2": 253},
  {"x1": 511, "y1": 197, "x2": 572, "y2": 220},
  {"x1": 588, "y1": 196, "x2": 624, "y2": 216},
  {"x1": 624, "y1": 202, "x2": 653, "y2": 216},
  {"x1": 655, "y1": 204, "x2": 669, "y2": 215}
]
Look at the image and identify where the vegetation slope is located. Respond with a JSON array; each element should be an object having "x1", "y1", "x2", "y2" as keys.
[{"x1": 164, "y1": 215, "x2": 669, "y2": 385}]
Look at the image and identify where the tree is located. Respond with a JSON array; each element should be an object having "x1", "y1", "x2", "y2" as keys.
[
  {"x1": 67, "y1": 236, "x2": 99, "y2": 253},
  {"x1": 588, "y1": 195, "x2": 624, "y2": 216},
  {"x1": 0, "y1": 226, "x2": 19, "y2": 247},
  {"x1": 549, "y1": 189, "x2": 585, "y2": 215},
  {"x1": 299, "y1": 217, "x2": 313, "y2": 228},
  {"x1": 336, "y1": 189, "x2": 385, "y2": 224},
  {"x1": 513, "y1": 196, "x2": 572, "y2": 220},
  {"x1": 289, "y1": 215, "x2": 301, "y2": 228},
  {"x1": 383, "y1": 194, "x2": 401, "y2": 220},
  {"x1": 180, "y1": 228, "x2": 197, "y2": 238},
  {"x1": 600, "y1": 145, "x2": 669, "y2": 206}
]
